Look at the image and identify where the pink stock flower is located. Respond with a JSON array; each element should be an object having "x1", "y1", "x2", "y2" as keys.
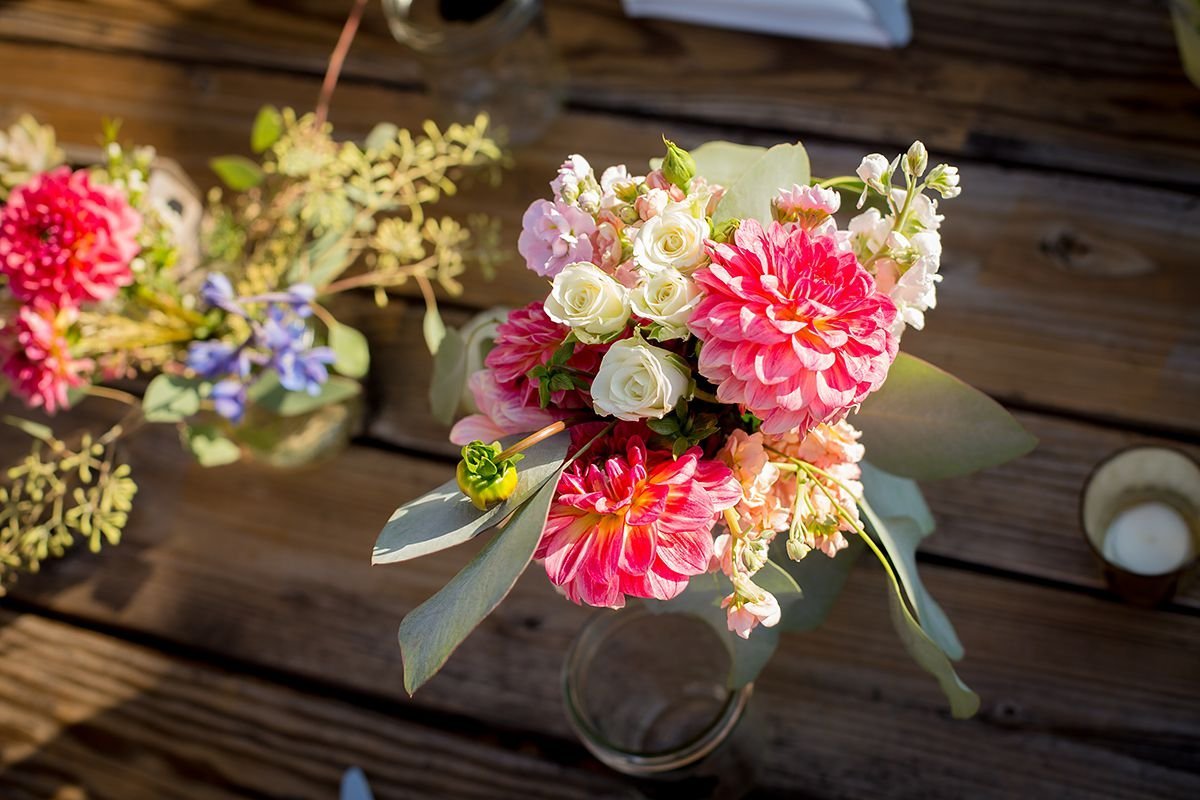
[
  {"x1": 537, "y1": 430, "x2": 741, "y2": 607},
  {"x1": 722, "y1": 585, "x2": 781, "y2": 639},
  {"x1": 484, "y1": 302, "x2": 603, "y2": 410},
  {"x1": 449, "y1": 369, "x2": 559, "y2": 446},
  {"x1": 0, "y1": 167, "x2": 141, "y2": 307},
  {"x1": 0, "y1": 304, "x2": 92, "y2": 414},
  {"x1": 517, "y1": 199, "x2": 596, "y2": 278},
  {"x1": 688, "y1": 220, "x2": 898, "y2": 435},
  {"x1": 719, "y1": 429, "x2": 789, "y2": 536},
  {"x1": 765, "y1": 420, "x2": 865, "y2": 558}
]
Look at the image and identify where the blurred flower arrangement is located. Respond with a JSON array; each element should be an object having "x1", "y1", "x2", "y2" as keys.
[
  {"x1": 0, "y1": 105, "x2": 501, "y2": 592},
  {"x1": 374, "y1": 137, "x2": 1036, "y2": 718}
]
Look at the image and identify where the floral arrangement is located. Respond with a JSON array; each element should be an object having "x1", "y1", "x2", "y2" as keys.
[
  {"x1": 375, "y1": 137, "x2": 1036, "y2": 717},
  {"x1": 0, "y1": 110, "x2": 501, "y2": 592}
]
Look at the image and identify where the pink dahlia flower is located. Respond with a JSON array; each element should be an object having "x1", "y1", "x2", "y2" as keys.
[
  {"x1": 484, "y1": 301, "x2": 603, "y2": 411},
  {"x1": 517, "y1": 198, "x2": 596, "y2": 278},
  {"x1": 537, "y1": 431, "x2": 740, "y2": 608},
  {"x1": 449, "y1": 369, "x2": 558, "y2": 445},
  {"x1": 0, "y1": 304, "x2": 92, "y2": 414},
  {"x1": 0, "y1": 167, "x2": 141, "y2": 307},
  {"x1": 689, "y1": 220, "x2": 898, "y2": 435}
]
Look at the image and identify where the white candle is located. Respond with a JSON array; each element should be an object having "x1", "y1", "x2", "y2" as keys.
[{"x1": 1102, "y1": 502, "x2": 1195, "y2": 575}]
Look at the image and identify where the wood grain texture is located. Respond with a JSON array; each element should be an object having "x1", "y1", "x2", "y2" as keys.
[
  {"x1": 1, "y1": 0, "x2": 1197, "y2": 186},
  {"x1": 1, "y1": 41, "x2": 1195, "y2": 432},
  {"x1": 0, "y1": 610, "x2": 633, "y2": 800},
  {"x1": 0, "y1": 423, "x2": 1197, "y2": 797}
]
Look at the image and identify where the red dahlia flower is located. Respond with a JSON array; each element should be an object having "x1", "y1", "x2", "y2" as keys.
[
  {"x1": 688, "y1": 220, "x2": 898, "y2": 435},
  {"x1": 537, "y1": 432, "x2": 741, "y2": 607},
  {"x1": 0, "y1": 167, "x2": 141, "y2": 308}
]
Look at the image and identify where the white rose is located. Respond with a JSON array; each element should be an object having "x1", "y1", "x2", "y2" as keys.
[
  {"x1": 630, "y1": 268, "x2": 702, "y2": 340},
  {"x1": 591, "y1": 338, "x2": 691, "y2": 421},
  {"x1": 632, "y1": 204, "x2": 709, "y2": 273},
  {"x1": 543, "y1": 262, "x2": 631, "y2": 344}
]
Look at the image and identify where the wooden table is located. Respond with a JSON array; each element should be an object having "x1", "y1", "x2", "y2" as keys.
[{"x1": 1, "y1": 1, "x2": 1199, "y2": 797}]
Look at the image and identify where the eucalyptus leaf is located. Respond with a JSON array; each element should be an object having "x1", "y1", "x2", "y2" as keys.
[
  {"x1": 185, "y1": 424, "x2": 242, "y2": 467},
  {"x1": 423, "y1": 304, "x2": 446, "y2": 355},
  {"x1": 142, "y1": 374, "x2": 203, "y2": 422},
  {"x1": 330, "y1": 322, "x2": 371, "y2": 379},
  {"x1": 713, "y1": 142, "x2": 810, "y2": 225},
  {"x1": 209, "y1": 155, "x2": 264, "y2": 191},
  {"x1": 854, "y1": 353, "x2": 1038, "y2": 480},
  {"x1": 428, "y1": 327, "x2": 467, "y2": 426},
  {"x1": 373, "y1": 433, "x2": 569, "y2": 565},
  {"x1": 248, "y1": 373, "x2": 360, "y2": 418},
  {"x1": 299, "y1": 229, "x2": 351, "y2": 288},
  {"x1": 688, "y1": 140, "x2": 769, "y2": 188},
  {"x1": 884, "y1": 577, "x2": 980, "y2": 719},
  {"x1": 250, "y1": 105, "x2": 283, "y2": 153},
  {"x1": 395, "y1": 428, "x2": 607, "y2": 695}
]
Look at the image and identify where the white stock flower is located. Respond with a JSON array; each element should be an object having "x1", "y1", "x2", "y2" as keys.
[
  {"x1": 591, "y1": 337, "x2": 691, "y2": 420},
  {"x1": 856, "y1": 153, "x2": 890, "y2": 188},
  {"x1": 632, "y1": 203, "x2": 709, "y2": 273},
  {"x1": 630, "y1": 268, "x2": 702, "y2": 339},
  {"x1": 544, "y1": 262, "x2": 631, "y2": 344},
  {"x1": 848, "y1": 207, "x2": 891, "y2": 253},
  {"x1": 550, "y1": 154, "x2": 593, "y2": 205},
  {"x1": 722, "y1": 583, "x2": 781, "y2": 639}
]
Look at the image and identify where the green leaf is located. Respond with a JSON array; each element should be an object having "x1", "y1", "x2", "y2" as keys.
[
  {"x1": 884, "y1": 575, "x2": 980, "y2": 719},
  {"x1": 329, "y1": 322, "x2": 370, "y2": 379},
  {"x1": 250, "y1": 105, "x2": 283, "y2": 153},
  {"x1": 395, "y1": 428, "x2": 607, "y2": 694},
  {"x1": 142, "y1": 374, "x2": 203, "y2": 422},
  {"x1": 209, "y1": 155, "x2": 264, "y2": 191},
  {"x1": 248, "y1": 373, "x2": 360, "y2": 418},
  {"x1": 854, "y1": 353, "x2": 1038, "y2": 480},
  {"x1": 688, "y1": 140, "x2": 769, "y2": 188},
  {"x1": 423, "y1": 304, "x2": 446, "y2": 355},
  {"x1": 428, "y1": 327, "x2": 467, "y2": 426},
  {"x1": 772, "y1": 537, "x2": 864, "y2": 631},
  {"x1": 861, "y1": 463, "x2": 962, "y2": 660},
  {"x1": 713, "y1": 142, "x2": 810, "y2": 225},
  {"x1": 185, "y1": 424, "x2": 242, "y2": 467},
  {"x1": 3, "y1": 416, "x2": 55, "y2": 442},
  {"x1": 373, "y1": 433, "x2": 569, "y2": 565},
  {"x1": 296, "y1": 229, "x2": 351, "y2": 288}
]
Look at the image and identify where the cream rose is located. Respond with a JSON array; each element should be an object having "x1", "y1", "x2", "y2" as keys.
[
  {"x1": 543, "y1": 262, "x2": 630, "y2": 344},
  {"x1": 591, "y1": 338, "x2": 691, "y2": 420},
  {"x1": 629, "y1": 268, "x2": 702, "y2": 340},
  {"x1": 632, "y1": 204, "x2": 709, "y2": 273}
]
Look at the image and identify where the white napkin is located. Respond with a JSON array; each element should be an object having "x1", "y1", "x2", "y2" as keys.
[{"x1": 621, "y1": 0, "x2": 911, "y2": 48}]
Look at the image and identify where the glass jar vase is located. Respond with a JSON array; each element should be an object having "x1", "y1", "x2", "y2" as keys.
[{"x1": 562, "y1": 606, "x2": 760, "y2": 797}]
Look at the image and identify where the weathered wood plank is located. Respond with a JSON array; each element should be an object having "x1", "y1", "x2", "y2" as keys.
[
  {"x1": 1, "y1": 42, "x2": 1195, "y2": 431},
  {"x1": 0, "y1": 610, "x2": 631, "y2": 799},
  {"x1": 1, "y1": 0, "x2": 1197, "y2": 186},
  {"x1": 1, "y1": 420, "x2": 1197, "y2": 797}
]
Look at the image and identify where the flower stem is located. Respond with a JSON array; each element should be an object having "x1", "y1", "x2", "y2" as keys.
[
  {"x1": 496, "y1": 421, "x2": 567, "y2": 462},
  {"x1": 314, "y1": 0, "x2": 368, "y2": 128},
  {"x1": 82, "y1": 385, "x2": 140, "y2": 406}
]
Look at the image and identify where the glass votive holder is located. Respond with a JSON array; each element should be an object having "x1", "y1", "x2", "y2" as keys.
[
  {"x1": 1080, "y1": 446, "x2": 1200, "y2": 606},
  {"x1": 381, "y1": 0, "x2": 565, "y2": 146}
]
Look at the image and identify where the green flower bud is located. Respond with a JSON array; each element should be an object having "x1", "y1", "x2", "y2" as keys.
[
  {"x1": 661, "y1": 137, "x2": 697, "y2": 190},
  {"x1": 456, "y1": 441, "x2": 523, "y2": 511},
  {"x1": 711, "y1": 217, "x2": 741, "y2": 243}
]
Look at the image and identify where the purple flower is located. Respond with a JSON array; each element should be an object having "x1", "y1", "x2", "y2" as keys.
[
  {"x1": 284, "y1": 283, "x2": 316, "y2": 317},
  {"x1": 201, "y1": 273, "x2": 242, "y2": 314},
  {"x1": 276, "y1": 346, "x2": 335, "y2": 395},
  {"x1": 211, "y1": 379, "x2": 248, "y2": 422},
  {"x1": 516, "y1": 199, "x2": 596, "y2": 278},
  {"x1": 187, "y1": 340, "x2": 247, "y2": 379}
]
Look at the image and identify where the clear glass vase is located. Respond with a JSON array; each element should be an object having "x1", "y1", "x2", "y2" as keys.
[
  {"x1": 562, "y1": 606, "x2": 760, "y2": 797},
  {"x1": 381, "y1": 0, "x2": 565, "y2": 145}
]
